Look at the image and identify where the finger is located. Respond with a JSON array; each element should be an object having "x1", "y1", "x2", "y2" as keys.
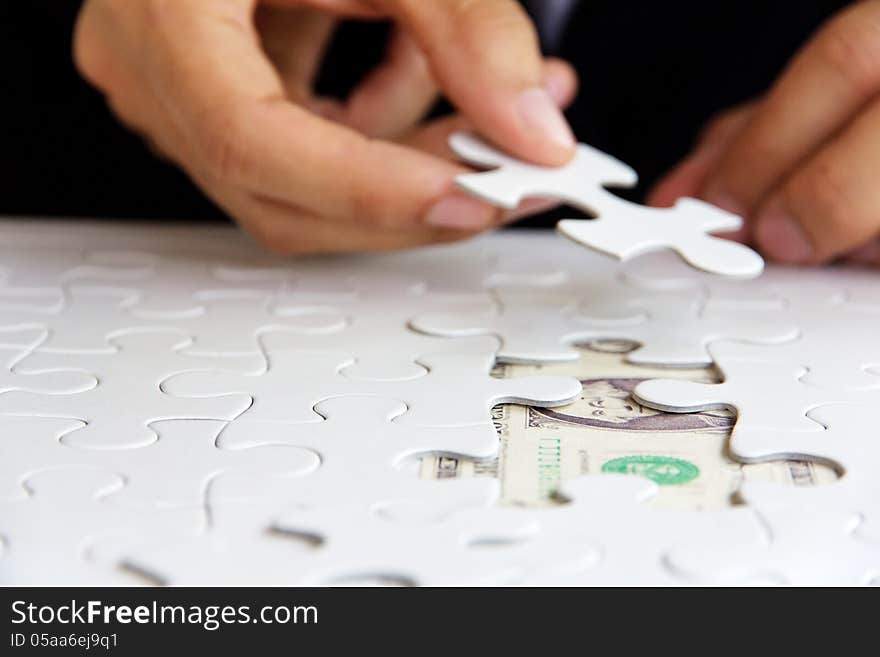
[
  {"x1": 262, "y1": 0, "x2": 381, "y2": 19},
  {"x1": 306, "y1": 96, "x2": 346, "y2": 122},
  {"x1": 377, "y1": 0, "x2": 576, "y2": 165},
  {"x1": 399, "y1": 58, "x2": 578, "y2": 224},
  {"x1": 647, "y1": 101, "x2": 759, "y2": 209},
  {"x1": 648, "y1": 102, "x2": 759, "y2": 243},
  {"x1": 752, "y1": 96, "x2": 880, "y2": 264},
  {"x1": 208, "y1": 186, "x2": 475, "y2": 255},
  {"x1": 846, "y1": 239, "x2": 880, "y2": 266},
  {"x1": 401, "y1": 114, "x2": 473, "y2": 158},
  {"x1": 402, "y1": 116, "x2": 561, "y2": 224},
  {"x1": 700, "y1": 0, "x2": 880, "y2": 215},
  {"x1": 401, "y1": 58, "x2": 579, "y2": 159},
  {"x1": 541, "y1": 58, "x2": 580, "y2": 109},
  {"x1": 150, "y1": 1, "x2": 502, "y2": 232},
  {"x1": 338, "y1": 27, "x2": 437, "y2": 138},
  {"x1": 255, "y1": 6, "x2": 337, "y2": 103},
  {"x1": 74, "y1": 3, "x2": 187, "y2": 159},
  {"x1": 402, "y1": 58, "x2": 578, "y2": 224},
  {"x1": 187, "y1": 101, "x2": 502, "y2": 231}
]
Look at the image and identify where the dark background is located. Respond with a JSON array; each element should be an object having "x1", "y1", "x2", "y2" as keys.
[{"x1": 0, "y1": 1, "x2": 849, "y2": 226}]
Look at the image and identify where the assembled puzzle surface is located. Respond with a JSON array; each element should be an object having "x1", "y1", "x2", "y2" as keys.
[{"x1": 0, "y1": 212, "x2": 878, "y2": 584}]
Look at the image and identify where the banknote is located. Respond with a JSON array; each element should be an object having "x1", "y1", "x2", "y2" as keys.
[{"x1": 420, "y1": 339, "x2": 837, "y2": 510}]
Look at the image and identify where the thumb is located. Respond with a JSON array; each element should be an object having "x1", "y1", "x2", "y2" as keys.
[{"x1": 379, "y1": 0, "x2": 576, "y2": 165}]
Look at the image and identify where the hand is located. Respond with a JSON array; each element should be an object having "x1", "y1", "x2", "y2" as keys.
[
  {"x1": 650, "y1": 1, "x2": 880, "y2": 266},
  {"x1": 74, "y1": 0, "x2": 578, "y2": 254}
]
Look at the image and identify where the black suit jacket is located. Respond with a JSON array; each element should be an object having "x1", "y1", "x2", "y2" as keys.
[{"x1": 0, "y1": 1, "x2": 848, "y2": 224}]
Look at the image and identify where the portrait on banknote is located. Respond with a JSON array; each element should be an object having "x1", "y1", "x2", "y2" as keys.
[{"x1": 531, "y1": 377, "x2": 733, "y2": 431}]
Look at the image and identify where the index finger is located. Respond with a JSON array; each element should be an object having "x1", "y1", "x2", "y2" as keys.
[
  {"x1": 700, "y1": 1, "x2": 880, "y2": 214},
  {"x1": 150, "y1": 0, "x2": 500, "y2": 231}
]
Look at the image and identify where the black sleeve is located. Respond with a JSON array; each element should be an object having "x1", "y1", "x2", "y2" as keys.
[{"x1": 1, "y1": 2, "x2": 226, "y2": 221}]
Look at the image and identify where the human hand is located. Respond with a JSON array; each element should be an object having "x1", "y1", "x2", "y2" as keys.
[
  {"x1": 650, "y1": 1, "x2": 880, "y2": 266},
  {"x1": 74, "y1": 0, "x2": 578, "y2": 253}
]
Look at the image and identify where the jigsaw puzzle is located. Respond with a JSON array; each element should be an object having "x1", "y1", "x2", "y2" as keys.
[
  {"x1": 1, "y1": 213, "x2": 879, "y2": 587},
  {"x1": 667, "y1": 485, "x2": 880, "y2": 585},
  {"x1": 213, "y1": 396, "x2": 499, "y2": 509},
  {"x1": 162, "y1": 332, "x2": 581, "y2": 427},
  {"x1": 0, "y1": 332, "x2": 257, "y2": 449},
  {"x1": 0, "y1": 468, "x2": 201, "y2": 585},
  {"x1": 413, "y1": 288, "x2": 800, "y2": 367}
]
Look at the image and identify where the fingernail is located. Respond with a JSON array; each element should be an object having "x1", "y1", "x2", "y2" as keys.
[
  {"x1": 542, "y1": 74, "x2": 569, "y2": 107},
  {"x1": 507, "y1": 197, "x2": 560, "y2": 222},
  {"x1": 704, "y1": 190, "x2": 745, "y2": 218},
  {"x1": 755, "y1": 205, "x2": 814, "y2": 263},
  {"x1": 424, "y1": 193, "x2": 497, "y2": 230},
  {"x1": 647, "y1": 160, "x2": 699, "y2": 208},
  {"x1": 718, "y1": 224, "x2": 750, "y2": 244},
  {"x1": 701, "y1": 191, "x2": 750, "y2": 242},
  {"x1": 515, "y1": 87, "x2": 576, "y2": 150},
  {"x1": 847, "y1": 240, "x2": 880, "y2": 265}
]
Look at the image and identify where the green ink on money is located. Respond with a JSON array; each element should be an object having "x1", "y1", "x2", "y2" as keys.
[
  {"x1": 601, "y1": 455, "x2": 699, "y2": 486},
  {"x1": 537, "y1": 436, "x2": 562, "y2": 498}
]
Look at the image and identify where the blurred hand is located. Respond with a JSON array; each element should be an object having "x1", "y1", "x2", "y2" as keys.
[
  {"x1": 74, "y1": 0, "x2": 578, "y2": 254},
  {"x1": 650, "y1": 0, "x2": 880, "y2": 266}
]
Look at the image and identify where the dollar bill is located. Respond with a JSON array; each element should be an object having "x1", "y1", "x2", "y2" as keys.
[{"x1": 420, "y1": 339, "x2": 837, "y2": 510}]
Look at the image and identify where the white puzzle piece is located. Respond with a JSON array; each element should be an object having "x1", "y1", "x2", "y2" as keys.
[
  {"x1": 164, "y1": 333, "x2": 582, "y2": 427},
  {"x1": 79, "y1": 251, "x2": 289, "y2": 317},
  {"x1": 0, "y1": 333, "x2": 256, "y2": 449},
  {"x1": 215, "y1": 396, "x2": 498, "y2": 508},
  {"x1": 622, "y1": 256, "x2": 880, "y2": 387},
  {"x1": 276, "y1": 287, "x2": 497, "y2": 380},
  {"x1": 581, "y1": 291, "x2": 800, "y2": 367},
  {"x1": 632, "y1": 341, "x2": 874, "y2": 434},
  {"x1": 450, "y1": 131, "x2": 638, "y2": 208},
  {"x1": 150, "y1": 294, "x2": 348, "y2": 357},
  {"x1": 0, "y1": 417, "x2": 318, "y2": 507},
  {"x1": 268, "y1": 480, "x2": 573, "y2": 586},
  {"x1": 621, "y1": 250, "x2": 780, "y2": 300},
  {"x1": 0, "y1": 288, "x2": 151, "y2": 353},
  {"x1": 115, "y1": 501, "x2": 323, "y2": 586},
  {"x1": 120, "y1": 477, "x2": 502, "y2": 586},
  {"x1": 0, "y1": 337, "x2": 96, "y2": 396},
  {"x1": 110, "y1": 420, "x2": 319, "y2": 507},
  {"x1": 623, "y1": 251, "x2": 847, "y2": 307},
  {"x1": 732, "y1": 404, "x2": 880, "y2": 541},
  {"x1": 0, "y1": 468, "x2": 200, "y2": 585},
  {"x1": 714, "y1": 302, "x2": 880, "y2": 392},
  {"x1": 270, "y1": 474, "x2": 750, "y2": 587},
  {"x1": 556, "y1": 198, "x2": 763, "y2": 279},
  {"x1": 0, "y1": 288, "x2": 347, "y2": 358},
  {"x1": 411, "y1": 295, "x2": 629, "y2": 364},
  {"x1": 512, "y1": 476, "x2": 761, "y2": 586},
  {"x1": 414, "y1": 288, "x2": 798, "y2": 367},
  {"x1": 668, "y1": 488, "x2": 880, "y2": 586},
  {"x1": 0, "y1": 247, "x2": 150, "y2": 296},
  {"x1": 270, "y1": 500, "x2": 553, "y2": 586},
  {"x1": 0, "y1": 417, "x2": 89, "y2": 500},
  {"x1": 449, "y1": 132, "x2": 763, "y2": 278}
]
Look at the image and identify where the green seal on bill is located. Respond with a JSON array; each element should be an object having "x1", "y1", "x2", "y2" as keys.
[{"x1": 600, "y1": 455, "x2": 699, "y2": 486}]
